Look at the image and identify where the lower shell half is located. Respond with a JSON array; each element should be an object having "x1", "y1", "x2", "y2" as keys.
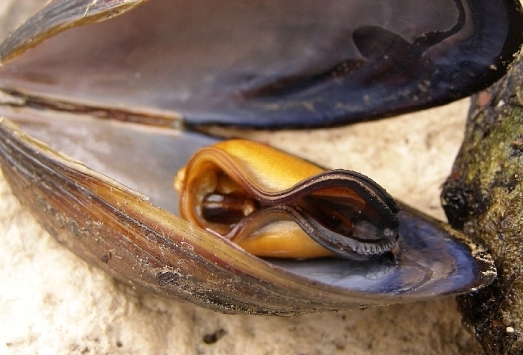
[{"x1": 0, "y1": 115, "x2": 495, "y2": 315}]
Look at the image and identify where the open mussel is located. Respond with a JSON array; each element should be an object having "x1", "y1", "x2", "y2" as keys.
[{"x1": 0, "y1": 0, "x2": 521, "y2": 314}]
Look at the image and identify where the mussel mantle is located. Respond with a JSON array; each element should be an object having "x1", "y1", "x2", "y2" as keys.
[
  {"x1": 175, "y1": 140, "x2": 400, "y2": 260},
  {"x1": 0, "y1": 0, "x2": 519, "y2": 314}
]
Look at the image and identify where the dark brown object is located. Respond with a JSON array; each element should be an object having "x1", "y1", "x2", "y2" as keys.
[{"x1": 442, "y1": 52, "x2": 523, "y2": 354}]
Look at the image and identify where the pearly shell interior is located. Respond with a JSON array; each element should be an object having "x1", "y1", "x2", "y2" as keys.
[{"x1": 0, "y1": 0, "x2": 522, "y2": 127}]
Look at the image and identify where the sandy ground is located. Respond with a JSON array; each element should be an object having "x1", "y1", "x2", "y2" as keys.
[{"x1": 0, "y1": 1, "x2": 483, "y2": 354}]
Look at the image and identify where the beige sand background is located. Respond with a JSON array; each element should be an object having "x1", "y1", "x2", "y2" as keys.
[{"x1": 0, "y1": 1, "x2": 483, "y2": 354}]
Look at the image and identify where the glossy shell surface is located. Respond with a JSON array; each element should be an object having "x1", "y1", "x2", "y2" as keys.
[
  {"x1": 0, "y1": 0, "x2": 522, "y2": 127},
  {"x1": 0, "y1": 0, "x2": 519, "y2": 314}
]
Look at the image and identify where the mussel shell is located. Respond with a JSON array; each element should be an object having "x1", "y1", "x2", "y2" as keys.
[
  {"x1": 0, "y1": 0, "x2": 506, "y2": 314},
  {"x1": 0, "y1": 116, "x2": 495, "y2": 314},
  {"x1": 0, "y1": 0, "x2": 522, "y2": 127}
]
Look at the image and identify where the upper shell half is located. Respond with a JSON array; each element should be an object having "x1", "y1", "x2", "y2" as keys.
[
  {"x1": 0, "y1": 0, "x2": 522, "y2": 127},
  {"x1": 0, "y1": 0, "x2": 520, "y2": 314}
]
